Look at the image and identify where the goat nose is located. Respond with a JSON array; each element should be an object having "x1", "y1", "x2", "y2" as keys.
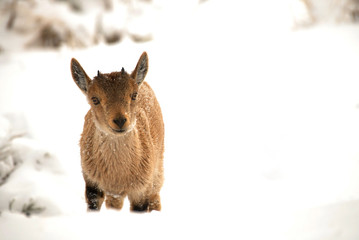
[{"x1": 113, "y1": 117, "x2": 127, "y2": 129}]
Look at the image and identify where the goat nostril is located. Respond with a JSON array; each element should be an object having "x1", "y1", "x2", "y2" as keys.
[{"x1": 113, "y1": 118, "x2": 127, "y2": 129}]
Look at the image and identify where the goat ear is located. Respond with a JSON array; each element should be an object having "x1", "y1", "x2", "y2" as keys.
[
  {"x1": 71, "y1": 58, "x2": 91, "y2": 94},
  {"x1": 131, "y1": 52, "x2": 148, "y2": 85}
]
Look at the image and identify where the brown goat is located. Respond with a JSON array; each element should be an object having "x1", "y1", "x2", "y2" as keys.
[{"x1": 70, "y1": 52, "x2": 164, "y2": 212}]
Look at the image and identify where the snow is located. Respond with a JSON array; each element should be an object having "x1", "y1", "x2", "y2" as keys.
[{"x1": 1, "y1": 0, "x2": 359, "y2": 239}]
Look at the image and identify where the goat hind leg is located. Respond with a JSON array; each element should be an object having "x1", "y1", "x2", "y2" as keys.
[
  {"x1": 148, "y1": 193, "x2": 161, "y2": 212},
  {"x1": 105, "y1": 194, "x2": 125, "y2": 210}
]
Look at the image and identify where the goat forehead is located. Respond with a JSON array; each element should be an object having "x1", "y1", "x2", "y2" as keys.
[{"x1": 91, "y1": 73, "x2": 135, "y2": 96}]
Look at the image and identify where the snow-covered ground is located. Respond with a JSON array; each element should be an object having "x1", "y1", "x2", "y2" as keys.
[{"x1": 1, "y1": 0, "x2": 359, "y2": 239}]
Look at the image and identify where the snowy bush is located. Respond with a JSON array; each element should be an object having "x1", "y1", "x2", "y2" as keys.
[
  {"x1": 0, "y1": 114, "x2": 27, "y2": 185},
  {"x1": 0, "y1": 113, "x2": 64, "y2": 217},
  {"x1": 0, "y1": 0, "x2": 162, "y2": 50},
  {"x1": 291, "y1": 0, "x2": 359, "y2": 27}
]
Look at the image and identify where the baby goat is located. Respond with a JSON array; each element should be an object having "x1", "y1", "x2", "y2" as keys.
[{"x1": 70, "y1": 52, "x2": 164, "y2": 212}]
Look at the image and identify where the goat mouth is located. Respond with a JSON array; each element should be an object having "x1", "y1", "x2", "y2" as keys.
[
  {"x1": 111, "y1": 128, "x2": 126, "y2": 133},
  {"x1": 109, "y1": 120, "x2": 136, "y2": 135}
]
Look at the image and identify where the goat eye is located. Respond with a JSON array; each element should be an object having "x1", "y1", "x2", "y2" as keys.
[
  {"x1": 91, "y1": 97, "x2": 100, "y2": 105},
  {"x1": 131, "y1": 92, "x2": 138, "y2": 101}
]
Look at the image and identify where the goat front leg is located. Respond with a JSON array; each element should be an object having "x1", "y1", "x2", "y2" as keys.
[
  {"x1": 85, "y1": 183, "x2": 104, "y2": 211},
  {"x1": 128, "y1": 193, "x2": 149, "y2": 212},
  {"x1": 129, "y1": 194, "x2": 161, "y2": 212}
]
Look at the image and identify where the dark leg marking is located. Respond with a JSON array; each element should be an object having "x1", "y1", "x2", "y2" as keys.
[
  {"x1": 86, "y1": 185, "x2": 104, "y2": 211},
  {"x1": 131, "y1": 202, "x2": 149, "y2": 213}
]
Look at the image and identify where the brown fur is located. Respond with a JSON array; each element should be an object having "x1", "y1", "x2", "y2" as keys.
[{"x1": 70, "y1": 52, "x2": 164, "y2": 212}]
